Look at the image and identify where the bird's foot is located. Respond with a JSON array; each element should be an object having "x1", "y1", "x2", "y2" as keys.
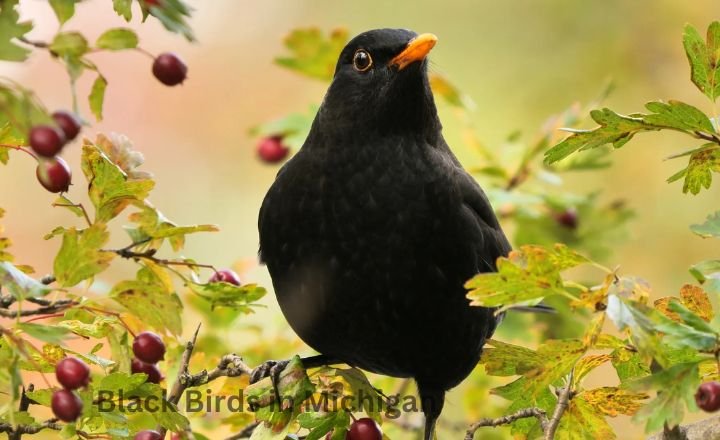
[{"x1": 249, "y1": 359, "x2": 290, "y2": 410}]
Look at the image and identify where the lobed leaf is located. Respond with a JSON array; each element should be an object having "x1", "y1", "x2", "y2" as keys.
[
  {"x1": 683, "y1": 22, "x2": 720, "y2": 101},
  {"x1": 466, "y1": 244, "x2": 589, "y2": 307},
  {"x1": 275, "y1": 28, "x2": 349, "y2": 81},
  {"x1": 631, "y1": 362, "x2": 701, "y2": 432},
  {"x1": 0, "y1": 0, "x2": 32, "y2": 61},
  {"x1": 52, "y1": 222, "x2": 114, "y2": 287},
  {"x1": 666, "y1": 145, "x2": 720, "y2": 194},
  {"x1": 691, "y1": 210, "x2": 720, "y2": 238},
  {"x1": 111, "y1": 264, "x2": 183, "y2": 335},
  {"x1": 81, "y1": 140, "x2": 155, "y2": 223}
]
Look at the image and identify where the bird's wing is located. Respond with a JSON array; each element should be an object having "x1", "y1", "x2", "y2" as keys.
[{"x1": 453, "y1": 165, "x2": 512, "y2": 273}]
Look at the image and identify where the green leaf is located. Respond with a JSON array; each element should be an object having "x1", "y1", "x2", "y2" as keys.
[
  {"x1": 53, "y1": 195, "x2": 86, "y2": 219},
  {"x1": 81, "y1": 140, "x2": 155, "y2": 223},
  {"x1": 49, "y1": 0, "x2": 77, "y2": 25},
  {"x1": 0, "y1": 0, "x2": 32, "y2": 61},
  {"x1": 683, "y1": 22, "x2": 720, "y2": 101},
  {"x1": 0, "y1": 206, "x2": 12, "y2": 261},
  {"x1": 651, "y1": 301, "x2": 717, "y2": 351},
  {"x1": 126, "y1": 202, "x2": 218, "y2": 251},
  {"x1": 147, "y1": 0, "x2": 195, "y2": 41},
  {"x1": 188, "y1": 281, "x2": 265, "y2": 312},
  {"x1": 111, "y1": 264, "x2": 183, "y2": 335},
  {"x1": 50, "y1": 31, "x2": 88, "y2": 58},
  {"x1": 57, "y1": 316, "x2": 118, "y2": 338},
  {"x1": 631, "y1": 362, "x2": 700, "y2": 432},
  {"x1": 275, "y1": 27, "x2": 349, "y2": 81},
  {"x1": 491, "y1": 377, "x2": 556, "y2": 436},
  {"x1": 606, "y1": 295, "x2": 666, "y2": 365},
  {"x1": 249, "y1": 106, "x2": 318, "y2": 151},
  {"x1": 480, "y1": 339, "x2": 543, "y2": 376},
  {"x1": 88, "y1": 74, "x2": 107, "y2": 121},
  {"x1": 52, "y1": 223, "x2": 114, "y2": 287},
  {"x1": 555, "y1": 394, "x2": 616, "y2": 440},
  {"x1": 690, "y1": 259, "x2": 720, "y2": 283},
  {"x1": 643, "y1": 100, "x2": 716, "y2": 133},
  {"x1": 17, "y1": 323, "x2": 70, "y2": 344},
  {"x1": 112, "y1": 0, "x2": 132, "y2": 21},
  {"x1": 667, "y1": 145, "x2": 720, "y2": 194},
  {"x1": 0, "y1": 261, "x2": 51, "y2": 299},
  {"x1": 96, "y1": 28, "x2": 138, "y2": 50},
  {"x1": 465, "y1": 244, "x2": 589, "y2": 307},
  {"x1": 544, "y1": 108, "x2": 654, "y2": 164},
  {"x1": 690, "y1": 210, "x2": 720, "y2": 238},
  {"x1": 610, "y1": 347, "x2": 650, "y2": 383}
]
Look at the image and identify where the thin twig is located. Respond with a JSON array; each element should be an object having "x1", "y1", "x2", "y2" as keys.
[
  {"x1": 544, "y1": 369, "x2": 575, "y2": 440},
  {"x1": 108, "y1": 245, "x2": 217, "y2": 272},
  {"x1": 52, "y1": 202, "x2": 92, "y2": 227},
  {"x1": 17, "y1": 37, "x2": 48, "y2": 49},
  {"x1": 0, "y1": 300, "x2": 77, "y2": 319},
  {"x1": 0, "y1": 144, "x2": 37, "y2": 160},
  {"x1": 224, "y1": 421, "x2": 261, "y2": 440},
  {"x1": 465, "y1": 407, "x2": 549, "y2": 440}
]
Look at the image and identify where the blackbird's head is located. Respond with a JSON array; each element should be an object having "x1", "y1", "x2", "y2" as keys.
[{"x1": 317, "y1": 29, "x2": 441, "y2": 139}]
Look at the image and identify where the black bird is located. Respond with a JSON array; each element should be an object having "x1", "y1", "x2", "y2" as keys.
[{"x1": 258, "y1": 29, "x2": 510, "y2": 439}]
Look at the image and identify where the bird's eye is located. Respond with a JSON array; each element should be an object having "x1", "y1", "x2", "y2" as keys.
[{"x1": 352, "y1": 49, "x2": 373, "y2": 72}]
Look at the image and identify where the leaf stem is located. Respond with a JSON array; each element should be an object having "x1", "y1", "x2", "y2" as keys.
[{"x1": 0, "y1": 144, "x2": 37, "y2": 160}]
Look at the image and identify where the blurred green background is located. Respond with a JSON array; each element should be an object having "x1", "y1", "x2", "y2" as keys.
[{"x1": 1, "y1": 1, "x2": 719, "y2": 438}]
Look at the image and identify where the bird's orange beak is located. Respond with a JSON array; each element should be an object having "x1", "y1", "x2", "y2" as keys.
[{"x1": 389, "y1": 33, "x2": 438, "y2": 70}]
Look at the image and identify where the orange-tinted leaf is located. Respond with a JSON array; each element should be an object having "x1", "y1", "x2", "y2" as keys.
[
  {"x1": 679, "y1": 284, "x2": 713, "y2": 322},
  {"x1": 580, "y1": 387, "x2": 648, "y2": 417}
]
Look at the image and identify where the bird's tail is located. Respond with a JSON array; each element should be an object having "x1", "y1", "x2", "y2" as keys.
[{"x1": 417, "y1": 382, "x2": 445, "y2": 440}]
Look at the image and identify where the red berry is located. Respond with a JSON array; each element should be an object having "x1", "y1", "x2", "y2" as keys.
[
  {"x1": 152, "y1": 53, "x2": 188, "y2": 86},
  {"x1": 347, "y1": 418, "x2": 382, "y2": 440},
  {"x1": 324, "y1": 433, "x2": 332, "y2": 440},
  {"x1": 134, "y1": 430, "x2": 162, "y2": 440},
  {"x1": 29, "y1": 125, "x2": 66, "y2": 157},
  {"x1": 56, "y1": 357, "x2": 90, "y2": 390},
  {"x1": 52, "y1": 111, "x2": 82, "y2": 141},
  {"x1": 133, "y1": 331, "x2": 166, "y2": 363},
  {"x1": 696, "y1": 381, "x2": 720, "y2": 412},
  {"x1": 36, "y1": 157, "x2": 72, "y2": 193},
  {"x1": 257, "y1": 136, "x2": 290, "y2": 163},
  {"x1": 131, "y1": 358, "x2": 164, "y2": 384},
  {"x1": 51, "y1": 389, "x2": 83, "y2": 422},
  {"x1": 144, "y1": 0, "x2": 161, "y2": 6},
  {"x1": 209, "y1": 269, "x2": 241, "y2": 286},
  {"x1": 555, "y1": 208, "x2": 579, "y2": 230}
]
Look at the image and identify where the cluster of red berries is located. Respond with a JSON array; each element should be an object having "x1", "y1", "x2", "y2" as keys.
[
  {"x1": 51, "y1": 357, "x2": 89, "y2": 422},
  {"x1": 554, "y1": 208, "x2": 579, "y2": 230},
  {"x1": 31, "y1": 110, "x2": 81, "y2": 193},
  {"x1": 696, "y1": 382, "x2": 720, "y2": 412},
  {"x1": 131, "y1": 331, "x2": 167, "y2": 384}
]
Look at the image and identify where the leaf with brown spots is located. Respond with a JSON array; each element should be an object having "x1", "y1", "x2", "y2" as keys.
[
  {"x1": 580, "y1": 387, "x2": 648, "y2": 417},
  {"x1": 679, "y1": 284, "x2": 713, "y2": 322}
]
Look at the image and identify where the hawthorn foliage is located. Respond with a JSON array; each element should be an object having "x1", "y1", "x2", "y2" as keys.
[{"x1": 1, "y1": 1, "x2": 719, "y2": 439}]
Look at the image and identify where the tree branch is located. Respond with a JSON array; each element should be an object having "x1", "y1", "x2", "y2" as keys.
[
  {"x1": 465, "y1": 407, "x2": 549, "y2": 440},
  {"x1": 544, "y1": 369, "x2": 575, "y2": 440},
  {"x1": 0, "y1": 299, "x2": 77, "y2": 319}
]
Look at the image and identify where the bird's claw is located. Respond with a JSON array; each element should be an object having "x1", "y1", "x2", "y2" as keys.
[{"x1": 249, "y1": 359, "x2": 290, "y2": 410}]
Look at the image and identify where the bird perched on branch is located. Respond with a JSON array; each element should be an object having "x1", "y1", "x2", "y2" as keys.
[{"x1": 258, "y1": 28, "x2": 511, "y2": 440}]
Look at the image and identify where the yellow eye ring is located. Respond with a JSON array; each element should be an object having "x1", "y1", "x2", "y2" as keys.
[{"x1": 352, "y1": 49, "x2": 373, "y2": 72}]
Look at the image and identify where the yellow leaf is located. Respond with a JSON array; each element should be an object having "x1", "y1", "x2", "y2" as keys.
[
  {"x1": 679, "y1": 284, "x2": 713, "y2": 322},
  {"x1": 654, "y1": 297, "x2": 682, "y2": 322},
  {"x1": 573, "y1": 354, "x2": 612, "y2": 387},
  {"x1": 579, "y1": 387, "x2": 648, "y2": 417}
]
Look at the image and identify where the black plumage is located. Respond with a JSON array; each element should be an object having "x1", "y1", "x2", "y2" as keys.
[{"x1": 258, "y1": 28, "x2": 510, "y2": 439}]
